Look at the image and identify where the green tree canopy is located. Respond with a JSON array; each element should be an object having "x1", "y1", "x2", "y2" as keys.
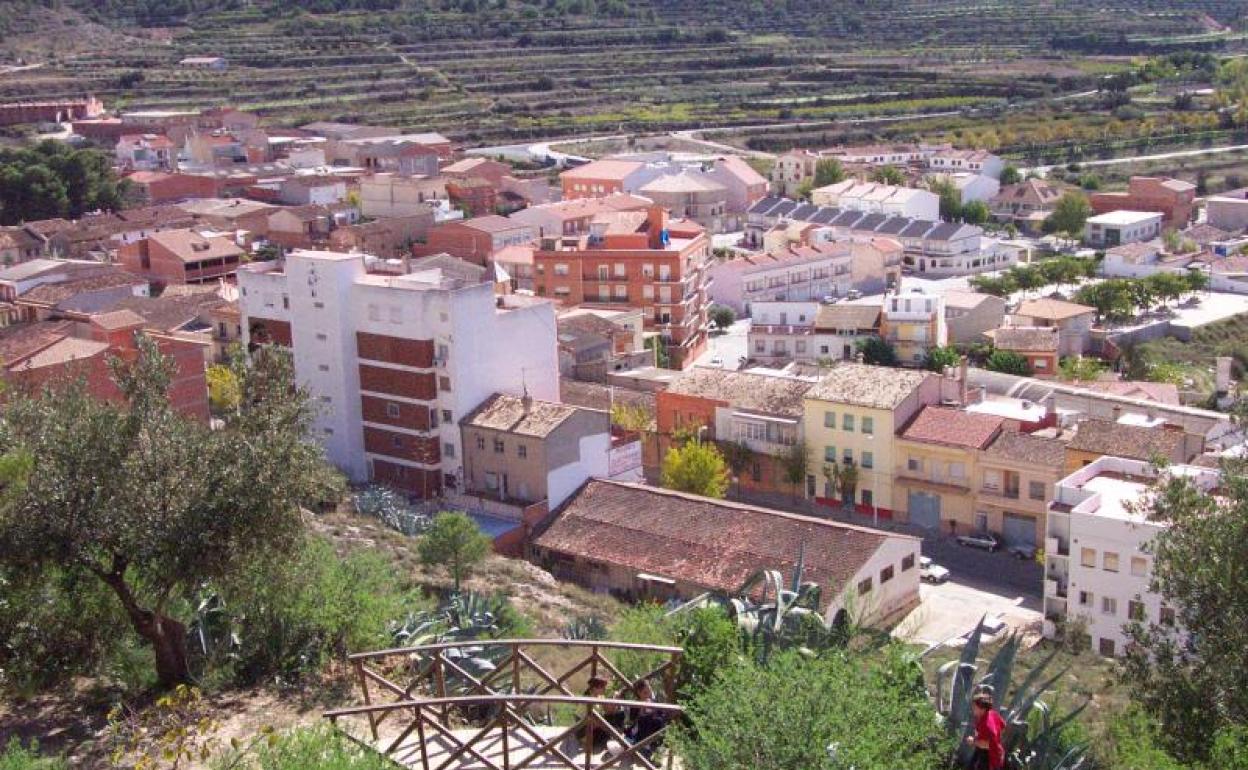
[
  {"x1": 1045, "y1": 191, "x2": 1092, "y2": 241},
  {"x1": 1000, "y1": 165, "x2": 1022, "y2": 185},
  {"x1": 985, "y1": 349, "x2": 1032, "y2": 375},
  {"x1": 660, "y1": 439, "x2": 729, "y2": 498},
  {"x1": 960, "y1": 199, "x2": 990, "y2": 225},
  {"x1": 708, "y1": 304, "x2": 736, "y2": 331},
  {"x1": 855, "y1": 336, "x2": 898, "y2": 366},
  {"x1": 924, "y1": 345, "x2": 962, "y2": 372},
  {"x1": 813, "y1": 158, "x2": 847, "y2": 187},
  {"x1": 1121, "y1": 457, "x2": 1248, "y2": 764},
  {"x1": 871, "y1": 165, "x2": 906, "y2": 186},
  {"x1": 418, "y1": 511, "x2": 492, "y2": 593},
  {"x1": 0, "y1": 340, "x2": 339, "y2": 687},
  {"x1": 0, "y1": 140, "x2": 129, "y2": 225},
  {"x1": 674, "y1": 649, "x2": 950, "y2": 770}
]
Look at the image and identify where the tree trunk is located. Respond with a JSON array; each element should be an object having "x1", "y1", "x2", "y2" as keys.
[{"x1": 99, "y1": 568, "x2": 191, "y2": 688}]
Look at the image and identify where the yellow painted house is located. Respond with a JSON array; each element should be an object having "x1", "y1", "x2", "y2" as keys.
[
  {"x1": 802, "y1": 363, "x2": 938, "y2": 518},
  {"x1": 894, "y1": 405, "x2": 1004, "y2": 535}
]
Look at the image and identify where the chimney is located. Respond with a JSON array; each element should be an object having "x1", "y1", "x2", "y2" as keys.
[
  {"x1": 521, "y1": 384, "x2": 533, "y2": 414},
  {"x1": 648, "y1": 205, "x2": 669, "y2": 250},
  {"x1": 959, "y1": 356, "x2": 969, "y2": 405}
]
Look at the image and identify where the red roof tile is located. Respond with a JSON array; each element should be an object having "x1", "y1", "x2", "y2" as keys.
[{"x1": 899, "y1": 405, "x2": 1004, "y2": 449}]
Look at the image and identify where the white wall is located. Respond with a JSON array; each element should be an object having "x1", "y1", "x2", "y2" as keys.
[
  {"x1": 828, "y1": 535, "x2": 921, "y2": 628},
  {"x1": 547, "y1": 432, "x2": 611, "y2": 510}
]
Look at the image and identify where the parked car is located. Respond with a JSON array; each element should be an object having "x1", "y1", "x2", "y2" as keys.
[
  {"x1": 1008, "y1": 544, "x2": 1036, "y2": 561},
  {"x1": 919, "y1": 556, "x2": 950, "y2": 584},
  {"x1": 956, "y1": 531, "x2": 1002, "y2": 552},
  {"x1": 709, "y1": 355, "x2": 723, "y2": 367}
]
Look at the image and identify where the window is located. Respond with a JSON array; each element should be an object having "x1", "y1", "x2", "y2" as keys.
[
  {"x1": 842, "y1": 447, "x2": 853, "y2": 465},
  {"x1": 614, "y1": 285, "x2": 627, "y2": 299},
  {"x1": 824, "y1": 411, "x2": 836, "y2": 428},
  {"x1": 1103, "y1": 552, "x2": 1119, "y2": 573},
  {"x1": 750, "y1": 462, "x2": 761, "y2": 482},
  {"x1": 386, "y1": 402, "x2": 401, "y2": 418},
  {"x1": 880, "y1": 566, "x2": 894, "y2": 584},
  {"x1": 857, "y1": 577, "x2": 873, "y2": 595},
  {"x1": 842, "y1": 413, "x2": 854, "y2": 431},
  {"x1": 1160, "y1": 606, "x2": 1176, "y2": 626},
  {"x1": 485, "y1": 472, "x2": 498, "y2": 491},
  {"x1": 439, "y1": 376, "x2": 451, "y2": 392},
  {"x1": 430, "y1": 411, "x2": 439, "y2": 428},
  {"x1": 1099, "y1": 638, "x2": 1115, "y2": 657},
  {"x1": 1078, "y1": 590, "x2": 1093, "y2": 607},
  {"x1": 861, "y1": 416, "x2": 874, "y2": 435},
  {"x1": 1029, "y1": 481, "x2": 1046, "y2": 501},
  {"x1": 614, "y1": 262, "x2": 626, "y2": 277},
  {"x1": 643, "y1": 285, "x2": 654, "y2": 300},
  {"x1": 1034, "y1": 359, "x2": 1047, "y2": 370},
  {"x1": 1081, "y1": 547, "x2": 1096, "y2": 568},
  {"x1": 1102, "y1": 597, "x2": 1117, "y2": 616},
  {"x1": 1130, "y1": 556, "x2": 1148, "y2": 577},
  {"x1": 443, "y1": 442, "x2": 455, "y2": 458},
  {"x1": 1128, "y1": 600, "x2": 1145, "y2": 622},
  {"x1": 554, "y1": 263, "x2": 569, "y2": 276},
  {"x1": 861, "y1": 451, "x2": 873, "y2": 469},
  {"x1": 318, "y1": 364, "x2": 330, "y2": 372},
  {"x1": 442, "y1": 409, "x2": 452, "y2": 423},
  {"x1": 949, "y1": 462, "x2": 965, "y2": 479},
  {"x1": 315, "y1": 333, "x2": 328, "y2": 341},
  {"x1": 391, "y1": 435, "x2": 403, "y2": 448},
  {"x1": 476, "y1": 436, "x2": 485, "y2": 451},
  {"x1": 907, "y1": 457, "x2": 922, "y2": 472},
  {"x1": 901, "y1": 553, "x2": 915, "y2": 572},
  {"x1": 493, "y1": 438, "x2": 505, "y2": 454},
  {"x1": 795, "y1": 340, "x2": 806, "y2": 354},
  {"x1": 861, "y1": 488, "x2": 873, "y2": 507},
  {"x1": 518, "y1": 444, "x2": 528, "y2": 458},
  {"x1": 754, "y1": 339, "x2": 765, "y2": 353},
  {"x1": 824, "y1": 446, "x2": 836, "y2": 462}
]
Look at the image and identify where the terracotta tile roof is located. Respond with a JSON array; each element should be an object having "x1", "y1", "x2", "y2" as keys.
[
  {"x1": 148, "y1": 229, "x2": 245, "y2": 264},
  {"x1": 20, "y1": 337, "x2": 111, "y2": 369},
  {"x1": 987, "y1": 326, "x2": 1058, "y2": 352},
  {"x1": 805, "y1": 362, "x2": 931, "y2": 410},
  {"x1": 984, "y1": 430, "x2": 1066, "y2": 468},
  {"x1": 109, "y1": 287, "x2": 231, "y2": 332},
  {"x1": 666, "y1": 367, "x2": 816, "y2": 417},
  {"x1": 1078, "y1": 380, "x2": 1180, "y2": 405},
  {"x1": 1016, "y1": 298, "x2": 1095, "y2": 321},
  {"x1": 560, "y1": 159, "x2": 644, "y2": 182},
  {"x1": 0, "y1": 321, "x2": 72, "y2": 366},
  {"x1": 461, "y1": 393, "x2": 585, "y2": 437},
  {"x1": 457, "y1": 214, "x2": 530, "y2": 235},
  {"x1": 942, "y1": 289, "x2": 998, "y2": 310},
  {"x1": 814, "y1": 303, "x2": 881, "y2": 331},
  {"x1": 534, "y1": 480, "x2": 909, "y2": 597},
  {"x1": 899, "y1": 405, "x2": 1003, "y2": 449},
  {"x1": 713, "y1": 155, "x2": 767, "y2": 187},
  {"x1": 1068, "y1": 419, "x2": 1186, "y2": 462},
  {"x1": 90, "y1": 309, "x2": 146, "y2": 330},
  {"x1": 559, "y1": 377, "x2": 654, "y2": 415},
  {"x1": 638, "y1": 171, "x2": 726, "y2": 194},
  {"x1": 0, "y1": 227, "x2": 44, "y2": 252},
  {"x1": 20, "y1": 272, "x2": 147, "y2": 304}
]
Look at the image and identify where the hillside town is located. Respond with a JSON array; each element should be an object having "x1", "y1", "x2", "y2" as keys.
[{"x1": 1, "y1": 5, "x2": 1247, "y2": 770}]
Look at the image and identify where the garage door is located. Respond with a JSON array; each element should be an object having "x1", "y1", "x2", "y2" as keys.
[
  {"x1": 908, "y1": 491, "x2": 941, "y2": 530},
  {"x1": 1002, "y1": 513, "x2": 1037, "y2": 549}
]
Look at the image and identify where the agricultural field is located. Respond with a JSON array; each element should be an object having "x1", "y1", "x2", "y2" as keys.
[{"x1": 0, "y1": 0, "x2": 1245, "y2": 149}]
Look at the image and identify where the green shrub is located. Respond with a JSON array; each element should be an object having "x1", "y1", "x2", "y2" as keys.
[
  {"x1": 212, "y1": 725, "x2": 390, "y2": 770},
  {"x1": 0, "y1": 741, "x2": 65, "y2": 770}
]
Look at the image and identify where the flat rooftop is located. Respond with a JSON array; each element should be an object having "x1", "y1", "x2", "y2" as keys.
[
  {"x1": 1081, "y1": 473, "x2": 1150, "y2": 522},
  {"x1": 1087, "y1": 210, "x2": 1162, "y2": 226}
]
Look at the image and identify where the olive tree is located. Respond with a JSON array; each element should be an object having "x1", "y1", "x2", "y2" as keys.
[{"x1": 0, "y1": 339, "x2": 339, "y2": 688}]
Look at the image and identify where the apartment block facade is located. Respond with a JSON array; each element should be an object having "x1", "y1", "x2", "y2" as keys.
[
  {"x1": 238, "y1": 249, "x2": 559, "y2": 497},
  {"x1": 532, "y1": 207, "x2": 712, "y2": 369}
]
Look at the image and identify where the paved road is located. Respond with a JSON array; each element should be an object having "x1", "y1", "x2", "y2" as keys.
[{"x1": 692, "y1": 318, "x2": 750, "y2": 371}]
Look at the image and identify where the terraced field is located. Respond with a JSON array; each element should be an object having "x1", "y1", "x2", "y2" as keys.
[{"x1": 0, "y1": 0, "x2": 1245, "y2": 145}]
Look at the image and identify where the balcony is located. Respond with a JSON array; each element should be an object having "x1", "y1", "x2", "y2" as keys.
[
  {"x1": 980, "y1": 485, "x2": 1020, "y2": 501},
  {"x1": 1045, "y1": 535, "x2": 1069, "y2": 557},
  {"x1": 895, "y1": 468, "x2": 969, "y2": 492},
  {"x1": 1045, "y1": 577, "x2": 1068, "y2": 598}
]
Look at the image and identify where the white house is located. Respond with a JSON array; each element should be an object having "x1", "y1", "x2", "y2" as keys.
[
  {"x1": 1084, "y1": 211, "x2": 1163, "y2": 248},
  {"x1": 930, "y1": 172, "x2": 1000, "y2": 204},
  {"x1": 811, "y1": 181, "x2": 940, "y2": 222},
  {"x1": 238, "y1": 249, "x2": 559, "y2": 497},
  {"x1": 1042, "y1": 456, "x2": 1220, "y2": 657}
]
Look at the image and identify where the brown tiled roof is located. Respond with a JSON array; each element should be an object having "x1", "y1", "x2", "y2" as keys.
[
  {"x1": 1016, "y1": 298, "x2": 1095, "y2": 321},
  {"x1": 110, "y1": 287, "x2": 231, "y2": 332},
  {"x1": 22, "y1": 337, "x2": 111, "y2": 369},
  {"x1": 0, "y1": 321, "x2": 72, "y2": 366},
  {"x1": 560, "y1": 159, "x2": 644, "y2": 182},
  {"x1": 148, "y1": 229, "x2": 245, "y2": 264},
  {"x1": 457, "y1": 215, "x2": 528, "y2": 234},
  {"x1": 666, "y1": 367, "x2": 816, "y2": 417},
  {"x1": 814, "y1": 303, "x2": 881, "y2": 331},
  {"x1": 462, "y1": 393, "x2": 584, "y2": 437},
  {"x1": 984, "y1": 430, "x2": 1066, "y2": 468},
  {"x1": 1068, "y1": 419, "x2": 1186, "y2": 462},
  {"x1": 559, "y1": 378, "x2": 654, "y2": 416},
  {"x1": 1079, "y1": 380, "x2": 1180, "y2": 405},
  {"x1": 899, "y1": 405, "x2": 1003, "y2": 449},
  {"x1": 534, "y1": 480, "x2": 909, "y2": 597},
  {"x1": 20, "y1": 272, "x2": 147, "y2": 304},
  {"x1": 987, "y1": 326, "x2": 1058, "y2": 353},
  {"x1": 805, "y1": 362, "x2": 930, "y2": 410},
  {"x1": 90, "y1": 309, "x2": 146, "y2": 330},
  {"x1": 943, "y1": 289, "x2": 998, "y2": 310}
]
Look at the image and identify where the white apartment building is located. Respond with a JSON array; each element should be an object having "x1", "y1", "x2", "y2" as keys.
[
  {"x1": 811, "y1": 180, "x2": 939, "y2": 221},
  {"x1": 1043, "y1": 456, "x2": 1219, "y2": 657},
  {"x1": 238, "y1": 249, "x2": 559, "y2": 497},
  {"x1": 1084, "y1": 211, "x2": 1164, "y2": 248}
]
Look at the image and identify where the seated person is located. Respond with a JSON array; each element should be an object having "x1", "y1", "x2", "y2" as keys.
[{"x1": 626, "y1": 680, "x2": 670, "y2": 758}]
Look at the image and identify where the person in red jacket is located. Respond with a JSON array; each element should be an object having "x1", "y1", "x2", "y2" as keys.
[{"x1": 967, "y1": 690, "x2": 1006, "y2": 770}]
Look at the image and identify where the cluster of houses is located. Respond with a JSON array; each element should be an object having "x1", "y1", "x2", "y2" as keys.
[{"x1": 0, "y1": 101, "x2": 1241, "y2": 659}]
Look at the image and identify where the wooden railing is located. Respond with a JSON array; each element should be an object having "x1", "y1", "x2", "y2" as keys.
[{"x1": 326, "y1": 640, "x2": 684, "y2": 770}]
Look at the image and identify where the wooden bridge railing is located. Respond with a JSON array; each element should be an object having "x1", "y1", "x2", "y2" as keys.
[
  {"x1": 327, "y1": 640, "x2": 685, "y2": 770},
  {"x1": 326, "y1": 693, "x2": 683, "y2": 770}
]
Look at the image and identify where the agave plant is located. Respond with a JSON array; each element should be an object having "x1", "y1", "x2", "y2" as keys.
[
  {"x1": 562, "y1": 616, "x2": 608, "y2": 641},
  {"x1": 387, "y1": 592, "x2": 515, "y2": 696},
  {"x1": 352, "y1": 485, "x2": 432, "y2": 536},
  {"x1": 934, "y1": 617, "x2": 1089, "y2": 770}
]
